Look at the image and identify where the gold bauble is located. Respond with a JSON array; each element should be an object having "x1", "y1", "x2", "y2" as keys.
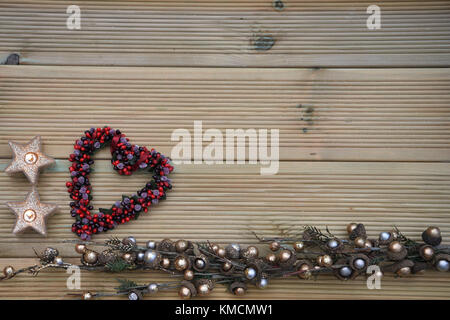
[
  {"x1": 175, "y1": 240, "x2": 188, "y2": 253},
  {"x1": 322, "y1": 255, "x2": 333, "y2": 267},
  {"x1": 3, "y1": 266, "x2": 15, "y2": 278},
  {"x1": 234, "y1": 287, "x2": 246, "y2": 296},
  {"x1": 174, "y1": 256, "x2": 189, "y2": 271},
  {"x1": 293, "y1": 241, "x2": 304, "y2": 252},
  {"x1": 388, "y1": 241, "x2": 403, "y2": 253},
  {"x1": 279, "y1": 249, "x2": 292, "y2": 262},
  {"x1": 425, "y1": 226, "x2": 441, "y2": 238},
  {"x1": 83, "y1": 250, "x2": 98, "y2": 265},
  {"x1": 222, "y1": 262, "x2": 233, "y2": 272},
  {"x1": 354, "y1": 237, "x2": 366, "y2": 248},
  {"x1": 265, "y1": 253, "x2": 277, "y2": 264},
  {"x1": 316, "y1": 255, "x2": 324, "y2": 266},
  {"x1": 422, "y1": 246, "x2": 435, "y2": 260},
  {"x1": 122, "y1": 253, "x2": 134, "y2": 263},
  {"x1": 184, "y1": 270, "x2": 194, "y2": 281},
  {"x1": 297, "y1": 264, "x2": 311, "y2": 279},
  {"x1": 75, "y1": 244, "x2": 87, "y2": 254},
  {"x1": 197, "y1": 284, "x2": 210, "y2": 296},
  {"x1": 217, "y1": 248, "x2": 226, "y2": 258},
  {"x1": 211, "y1": 244, "x2": 219, "y2": 253},
  {"x1": 178, "y1": 286, "x2": 192, "y2": 299},
  {"x1": 347, "y1": 223, "x2": 358, "y2": 234},
  {"x1": 396, "y1": 267, "x2": 411, "y2": 277},
  {"x1": 269, "y1": 241, "x2": 280, "y2": 251},
  {"x1": 160, "y1": 258, "x2": 171, "y2": 269},
  {"x1": 364, "y1": 240, "x2": 373, "y2": 248}
]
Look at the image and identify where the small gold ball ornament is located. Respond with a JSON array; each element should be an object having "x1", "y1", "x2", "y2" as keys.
[
  {"x1": 83, "y1": 250, "x2": 98, "y2": 265},
  {"x1": 234, "y1": 287, "x2": 246, "y2": 296},
  {"x1": 364, "y1": 240, "x2": 373, "y2": 248},
  {"x1": 322, "y1": 255, "x2": 333, "y2": 267},
  {"x1": 122, "y1": 253, "x2": 134, "y2": 263},
  {"x1": 3, "y1": 266, "x2": 15, "y2": 278},
  {"x1": 160, "y1": 258, "x2": 171, "y2": 269},
  {"x1": 278, "y1": 249, "x2": 292, "y2": 262},
  {"x1": 388, "y1": 241, "x2": 403, "y2": 253},
  {"x1": 422, "y1": 246, "x2": 435, "y2": 260},
  {"x1": 265, "y1": 253, "x2": 277, "y2": 264},
  {"x1": 217, "y1": 248, "x2": 226, "y2": 258},
  {"x1": 293, "y1": 241, "x2": 304, "y2": 252},
  {"x1": 175, "y1": 240, "x2": 188, "y2": 253},
  {"x1": 347, "y1": 223, "x2": 358, "y2": 234},
  {"x1": 222, "y1": 262, "x2": 233, "y2": 272},
  {"x1": 197, "y1": 284, "x2": 210, "y2": 296},
  {"x1": 174, "y1": 256, "x2": 189, "y2": 271},
  {"x1": 354, "y1": 237, "x2": 366, "y2": 248},
  {"x1": 75, "y1": 244, "x2": 87, "y2": 254},
  {"x1": 396, "y1": 267, "x2": 411, "y2": 277},
  {"x1": 297, "y1": 263, "x2": 311, "y2": 279},
  {"x1": 210, "y1": 244, "x2": 219, "y2": 253},
  {"x1": 269, "y1": 241, "x2": 280, "y2": 251},
  {"x1": 184, "y1": 270, "x2": 194, "y2": 281},
  {"x1": 178, "y1": 286, "x2": 192, "y2": 299},
  {"x1": 316, "y1": 255, "x2": 324, "y2": 266},
  {"x1": 425, "y1": 226, "x2": 441, "y2": 238}
]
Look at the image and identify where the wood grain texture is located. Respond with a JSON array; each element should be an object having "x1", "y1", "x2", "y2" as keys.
[
  {"x1": 0, "y1": 0, "x2": 449, "y2": 67},
  {"x1": 1, "y1": 0, "x2": 450, "y2": 301},
  {"x1": 0, "y1": 160, "x2": 449, "y2": 299},
  {"x1": 1, "y1": 66, "x2": 450, "y2": 161}
]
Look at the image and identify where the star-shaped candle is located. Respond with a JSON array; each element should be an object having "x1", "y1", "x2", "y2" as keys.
[
  {"x1": 5, "y1": 136, "x2": 55, "y2": 184},
  {"x1": 6, "y1": 187, "x2": 58, "y2": 236}
]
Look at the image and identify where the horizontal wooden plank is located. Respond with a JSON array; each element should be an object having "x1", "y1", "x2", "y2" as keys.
[
  {"x1": 1, "y1": 66, "x2": 449, "y2": 161},
  {"x1": 0, "y1": 160, "x2": 449, "y2": 299},
  {"x1": 0, "y1": 259, "x2": 449, "y2": 299},
  {"x1": 0, "y1": 0, "x2": 449, "y2": 67},
  {"x1": 0, "y1": 160, "x2": 449, "y2": 254}
]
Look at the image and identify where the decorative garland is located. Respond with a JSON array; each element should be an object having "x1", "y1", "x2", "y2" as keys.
[
  {"x1": 1, "y1": 223, "x2": 448, "y2": 299},
  {"x1": 66, "y1": 127, "x2": 174, "y2": 240}
]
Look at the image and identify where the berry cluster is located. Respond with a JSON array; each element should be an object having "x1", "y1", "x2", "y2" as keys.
[{"x1": 67, "y1": 127, "x2": 173, "y2": 240}]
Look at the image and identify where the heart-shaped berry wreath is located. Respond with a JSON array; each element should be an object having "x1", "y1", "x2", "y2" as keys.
[{"x1": 66, "y1": 127, "x2": 173, "y2": 240}]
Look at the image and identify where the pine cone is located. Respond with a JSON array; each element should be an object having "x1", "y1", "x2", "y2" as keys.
[
  {"x1": 97, "y1": 250, "x2": 116, "y2": 265},
  {"x1": 40, "y1": 247, "x2": 59, "y2": 264},
  {"x1": 157, "y1": 239, "x2": 175, "y2": 252}
]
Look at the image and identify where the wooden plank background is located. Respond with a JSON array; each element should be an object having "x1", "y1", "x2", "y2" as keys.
[{"x1": 0, "y1": 0, "x2": 449, "y2": 299}]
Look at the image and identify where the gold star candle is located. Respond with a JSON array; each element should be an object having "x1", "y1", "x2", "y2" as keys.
[
  {"x1": 5, "y1": 136, "x2": 55, "y2": 184},
  {"x1": 6, "y1": 187, "x2": 58, "y2": 236}
]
